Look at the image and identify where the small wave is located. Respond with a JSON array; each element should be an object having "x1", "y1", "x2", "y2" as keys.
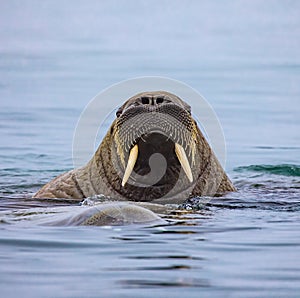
[
  {"x1": 234, "y1": 164, "x2": 300, "y2": 177},
  {"x1": 253, "y1": 146, "x2": 300, "y2": 150}
]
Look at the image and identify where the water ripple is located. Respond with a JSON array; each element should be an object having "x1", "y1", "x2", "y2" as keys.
[{"x1": 234, "y1": 164, "x2": 300, "y2": 177}]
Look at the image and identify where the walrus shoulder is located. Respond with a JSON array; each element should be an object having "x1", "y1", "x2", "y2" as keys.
[{"x1": 33, "y1": 169, "x2": 85, "y2": 199}]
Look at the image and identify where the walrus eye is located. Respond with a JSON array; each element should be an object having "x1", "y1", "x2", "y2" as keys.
[
  {"x1": 184, "y1": 103, "x2": 191, "y2": 114},
  {"x1": 116, "y1": 106, "x2": 123, "y2": 117}
]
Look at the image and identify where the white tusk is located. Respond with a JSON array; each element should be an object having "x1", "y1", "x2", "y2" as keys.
[
  {"x1": 122, "y1": 144, "x2": 138, "y2": 187},
  {"x1": 175, "y1": 143, "x2": 193, "y2": 183}
]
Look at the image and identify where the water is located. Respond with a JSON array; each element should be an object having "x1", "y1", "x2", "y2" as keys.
[{"x1": 1, "y1": 0, "x2": 300, "y2": 297}]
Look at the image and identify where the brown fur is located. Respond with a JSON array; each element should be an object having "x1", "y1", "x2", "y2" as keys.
[{"x1": 34, "y1": 91, "x2": 235, "y2": 202}]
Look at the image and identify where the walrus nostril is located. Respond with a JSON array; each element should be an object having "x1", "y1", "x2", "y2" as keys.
[
  {"x1": 141, "y1": 97, "x2": 150, "y2": 105},
  {"x1": 140, "y1": 97, "x2": 164, "y2": 105},
  {"x1": 155, "y1": 97, "x2": 164, "y2": 104}
]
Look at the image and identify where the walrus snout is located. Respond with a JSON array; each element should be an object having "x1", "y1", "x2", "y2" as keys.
[{"x1": 112, "y1": 92, "x2": 198, "y2": 188}]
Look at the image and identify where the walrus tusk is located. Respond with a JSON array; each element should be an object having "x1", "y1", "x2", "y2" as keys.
[
  {"x1": 175, "y1": 143, "x2": 193, "y2": 183},
  {"x1": 122, "y1": 144, "x2": 139, "y2": 187}
]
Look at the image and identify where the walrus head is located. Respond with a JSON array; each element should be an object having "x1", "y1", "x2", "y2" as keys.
[
  {"x1": 114, "y1": 91, "x2": 198, "y2": 182},
  {"x1": 98, "y1": 91, "x2": 212, "y2": 202}
]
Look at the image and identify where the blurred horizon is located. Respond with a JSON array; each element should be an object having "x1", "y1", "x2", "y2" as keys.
[{"x1": 0, "y1": 0, "x2": 299, "y2": 167}]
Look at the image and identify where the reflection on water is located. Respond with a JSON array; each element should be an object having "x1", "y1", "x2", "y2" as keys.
[
  {"x1": 1, "y1": 0, "x2": 300, "y2": 297},
  {"x1": 1, "y1": 200, "x2": 300, "y2": 297}
]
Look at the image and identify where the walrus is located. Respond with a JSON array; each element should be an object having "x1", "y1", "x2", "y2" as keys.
[{"x1": 34, "y1": 91, "x2": 235, "y2": 204}]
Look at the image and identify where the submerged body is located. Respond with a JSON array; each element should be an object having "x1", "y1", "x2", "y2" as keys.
[{"x1": 34, "y1": 91, "x2": 235, "y2": 204}]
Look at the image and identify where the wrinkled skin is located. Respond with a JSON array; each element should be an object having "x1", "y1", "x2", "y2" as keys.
[{"x1": 34, "y1": 91, "x2": 235, "y2": 204}]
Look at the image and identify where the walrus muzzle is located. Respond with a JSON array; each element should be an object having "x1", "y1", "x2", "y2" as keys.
[{"x1": 113, "y1": 99, "x2": 196, "y2": 187}]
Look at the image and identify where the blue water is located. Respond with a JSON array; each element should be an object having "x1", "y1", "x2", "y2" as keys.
[{"x1": 1, "y1": 1, "x2": 300, "y2": 297}]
